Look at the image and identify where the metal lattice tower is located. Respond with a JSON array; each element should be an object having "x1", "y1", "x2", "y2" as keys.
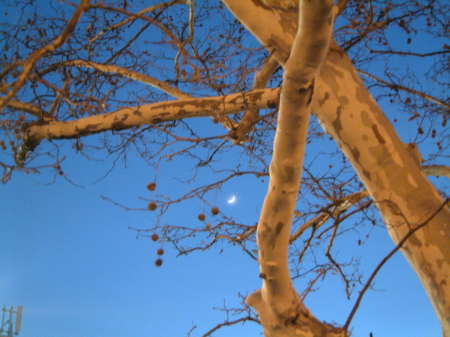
[{"x1": 0, "y1": 306, "x2": 23, "y2": 337}]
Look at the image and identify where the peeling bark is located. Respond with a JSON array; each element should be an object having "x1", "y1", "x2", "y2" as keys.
[
  {"x1": 227, "y1": 1, "x2": 347, "y2": 336},
  {"x1": 222, "y1": 1, "x2": 450, "y2": 335},
  {"x1": 21, "y1": 87, "x2": 279, "y2": 146},
  {"x1": 315, "y1": 49, "x2": 450, "y2": 335}
]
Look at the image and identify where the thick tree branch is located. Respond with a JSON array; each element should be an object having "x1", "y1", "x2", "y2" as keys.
[
  {"x1": 222, "y1": 0, "x2": 450, "y2": 335},
  {"x1": 16, "y1": 88, "x2": 279, "y2": 165},
  {"x1": 230, "y1": 1, "x2": 346, "y2": 336}
]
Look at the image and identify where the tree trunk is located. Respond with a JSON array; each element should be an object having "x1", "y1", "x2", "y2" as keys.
[
  {"x1": 244, "y1": 1, "x2": 348, "y2": 336},
  {"x1": 315, "y1": 45, "x2": 450, "y2": 336},
  {"x1": 222, "y1": 1, "x2": 450, "y2": 335}
]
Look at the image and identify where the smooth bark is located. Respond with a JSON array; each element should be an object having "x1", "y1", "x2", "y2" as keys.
[
  {"x1": 21, "y1": 88, "x2": 279, "y2": 141},
  {"x1": 222, "y1": 1, "x2": 450, "y2": 335},
  {"x1": 240, "y1": 1, "x2": 347, "y2": 336},
  {"x1": 16, "y1": 88, "x2": 279, "y2": 165}
]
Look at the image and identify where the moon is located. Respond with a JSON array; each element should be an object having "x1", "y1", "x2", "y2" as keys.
[{"x1": 227, "y1": 194, "x2": 237, "y2": 204}]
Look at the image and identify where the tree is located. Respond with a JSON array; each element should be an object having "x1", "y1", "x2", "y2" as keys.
[{"x1": 1, "y1": 1, "x2": 449, "y2": 336}]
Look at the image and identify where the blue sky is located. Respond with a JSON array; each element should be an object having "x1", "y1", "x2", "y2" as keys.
[
  {"x1": 1, "y1": 1, "x2": 447, "y2": 337},
  {"x1": 1, "y1": 137, "x2": 442, "y2": 337}
]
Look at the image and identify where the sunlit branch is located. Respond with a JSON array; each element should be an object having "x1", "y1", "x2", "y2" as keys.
[
  {"x1": 422, "y1": 165, "x2": 450, "y2": 178},
  {"x1": 23, "y1": 87, "x2": 279, "y2": 141},
  {"x1": 51, "y1": 60, "x2": 192, "y2": 99},
  {"x1": 290, "y1": 190, "x2": 369, "y2": 243},
  {"x1": 242, "y1": 1, "x2": 340, "y2": 334},
  {"x1": 6, "y1": 100, "x2": 52, "y2": 120},
  {"x1": 0, "y1": 0, "x2": 89, "y2": 113},
  {"x1": 230, "y1": 53, "x2": 279, "y2": 143},
  {"x1": 174, "y1": 0, "x2": 195, "y2": 76},
  {"x1": 34, "y1": 76, "x2": 82, "y2": 116}
]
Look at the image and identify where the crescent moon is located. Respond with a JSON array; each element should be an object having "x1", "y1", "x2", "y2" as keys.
[{"x1": 227, "y1": 195, "x2": 237, "y2": 204}]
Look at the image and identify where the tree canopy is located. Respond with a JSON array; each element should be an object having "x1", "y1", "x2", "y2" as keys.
[{"x1": 1, "y1": 1, "x2": 449, "y2": 336}]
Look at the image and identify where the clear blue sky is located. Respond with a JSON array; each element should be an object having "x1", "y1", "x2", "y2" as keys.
[
  {"x1": 1, "y1": 1, "x2": 446, "y2": 337},
  {"x1": 1, "y1": 134, "x2": 442, "y2": 337}
]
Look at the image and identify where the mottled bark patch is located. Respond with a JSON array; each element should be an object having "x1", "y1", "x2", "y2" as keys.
[
  {"x1": 111, "y1": 121, "x2": 127, "y2": 130},
  {"x1": 372, "y1": 125, "x2": 386, "y2": 144},
  {"x1": 74, "y1": 123, "x2": 101, "y2": 136},
  {"x1": 280, "y1": 166, "x2": 297, "y2": 184},
  {"x1": 337, "y1": 95, "x2": 349, "y2": 106},
  {"x1": 356, "y1": 85, "x2": 379, "y2": 114},
  {"x1": 348, "y1": 145, "x2": 371, "y2": 180},
  {"x1": 318, "y1": 91, "x2": 331, "y2": 106},
  {"x1": 362, "y1": 168, "x2": 371, "y2": 180},
  {"x1": 352, "y1": 147, "x2": 360, "y2": 162},
  {"x1": 265, "y1": 221, "x2": 284, "y2": 249},
  {"x1": 332, "y1": 106, "x2": 343, "y2": 133},
  {"x1": 275, "y1": 222, "x2": 284, "y2": 237},
  {"x1": 407, "y1": 233, "x2": 423, "y2": 247}
]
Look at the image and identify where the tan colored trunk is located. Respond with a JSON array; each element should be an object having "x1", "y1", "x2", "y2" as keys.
[
  {"x1": 315, "y1": 47, "x2": 450, "y2": 336},
  {"x1": 222, "y1": 1, "x2": 450, "y2": 335},
  {"x1": 243, "y1": 1, "x2": 348, "y2": 336}
]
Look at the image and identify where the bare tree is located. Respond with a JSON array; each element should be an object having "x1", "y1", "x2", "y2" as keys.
[{"x1": 0, "y1": 0, "x2": 449, "y2": 336}]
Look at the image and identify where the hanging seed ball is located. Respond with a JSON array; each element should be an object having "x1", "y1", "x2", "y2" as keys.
[
  {"x1": 211, "y1": 207, "x2": 219, "y2": 215},
  {"x1": 147, "y1": 182, "x2": 156, "y2": 191},
  {"x1": 198, "y1": 213, "x2": 206, "y2": 221},
  {"x1": 148, "y1": 202, "x2": 157, "y2": 211},
  {"x1": 156, "y1": 248, "x2": 164, "y2": 256},
  {"x1": 151, "y1": 233, "x2": 159, "y2": 241},
  {"x1": 154, "y1": 258, "x2": 163, "y2": 267}
]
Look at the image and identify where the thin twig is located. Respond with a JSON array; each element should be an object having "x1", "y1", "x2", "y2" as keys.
[
  {"x1": 0, "y1": 0, "x2": 89, "y2": 112},
  {"x1": 202, "y1": 316, "x2": 259, "y2": 337},
  {"x1": 344, "y1": 198, "x2": 450, "y2": 329},
  {"x1": 358, "y1": 69, "x2": 450, "y2": 110}
]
